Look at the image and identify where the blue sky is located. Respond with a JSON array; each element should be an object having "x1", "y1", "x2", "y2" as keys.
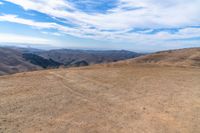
[{"x1": 0, "y1": 0, "x2": 200, "y2": 52}]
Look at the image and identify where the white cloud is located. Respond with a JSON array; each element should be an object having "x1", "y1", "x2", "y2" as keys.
[
  {"x1": 0, "y1": 14, "x2": 124, "y2": 39},
  {"x1": 0, "y1": 33, "x2": 54, "y2": 45},
  {"x1": 1, "y1": 14, "x2": 200, "y2": 45},
  {"x1": 0, "y1": 14, "x2": 82, "y2": 36},
  {"x1": 0, "y1": 15, "x2": 58, "y2": 29},
  {"x1": 42, "y1": 31, "x2": 63, "y2": 36},
  {"x1": 4, "y1": 0, "x2": 200, "y2": 30},
  {"x1": 1, "y1": 0, "x2": 200, "y2": 48}
]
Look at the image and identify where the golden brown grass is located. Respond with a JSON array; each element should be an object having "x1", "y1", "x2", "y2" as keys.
[{"x1": 0, "y1": 63, "x2": 199, "y2": 133}]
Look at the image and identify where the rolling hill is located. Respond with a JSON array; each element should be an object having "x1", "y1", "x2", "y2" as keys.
[
  {"x1": 0, "y1": 48, "x2": 41, "y2": 75},
  {"x1": 0, "y1": 47, "x2": 141, "y2": 75},
  {"x1": 37, "y1": 49, "x2": 141, "y2": 66},
  {"x1": 123, "y1": 48, "x2": 200, "y2": 67},
  {"x1": 0, "y1": 48, "x2": 199, "y2": 133}
]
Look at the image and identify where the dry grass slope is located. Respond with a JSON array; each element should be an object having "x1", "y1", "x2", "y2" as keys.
[
  {"x1": 0, "y1": 48, "x2": 200, "y2": 133},
  {"x1": 118, "y1": 48, "x2": 200, "y2": 68}
]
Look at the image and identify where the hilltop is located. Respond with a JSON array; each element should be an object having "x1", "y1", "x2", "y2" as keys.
[
  {"x1": 122, "y1": 48, "x2": 200, "y2": 67},
  {"x1": 0, "y1": 48, "x2": 199, "y2": 133}
]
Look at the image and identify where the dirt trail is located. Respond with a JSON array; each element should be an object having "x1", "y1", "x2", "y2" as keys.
[{"x1": 0, "y1": 65, "x2": 200, "y2": 133}]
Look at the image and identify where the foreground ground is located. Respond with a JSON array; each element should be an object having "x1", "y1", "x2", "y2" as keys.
[{"x1": 0, "y1": 64, "x2": 200, "y2": 133}]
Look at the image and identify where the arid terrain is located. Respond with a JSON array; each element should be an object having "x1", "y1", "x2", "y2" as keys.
[
  {"x1": 115, "y1": 48, "x2": 200, "y2": 68},
  {"x1": 0, "y1": 48, "x2": 200, "y2": 133}
]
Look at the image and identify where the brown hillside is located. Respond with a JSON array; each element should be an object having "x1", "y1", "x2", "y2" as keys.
[
  {"x1": 0, "y1": 53, "x2": 200, "y2": 133},
  {"x1": 0, "y1": 48, "x2": 41, "y2": 75},
  {"x1": 117, "y1": 48, "x2": 200, "y2": 67}
]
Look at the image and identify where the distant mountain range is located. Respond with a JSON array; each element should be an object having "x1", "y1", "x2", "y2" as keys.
[
  {"x1": 0, "y1": 47, "x2": 142, "y2": 75},
  {"x1": 37, "y1": 49, "x2": 141, "y2": 66}
]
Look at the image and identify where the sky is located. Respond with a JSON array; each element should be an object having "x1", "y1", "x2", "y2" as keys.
[{"x1": 0, "y1": 0, "x2": 200, "y2": 52}]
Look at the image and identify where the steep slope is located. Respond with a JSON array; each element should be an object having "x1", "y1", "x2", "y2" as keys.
[
  {"x1": 0, "y1": 48, "x2": 41, "y2": 75},
  {"x1": 22, "y1": 53, "x2": 63, "y2": 68},
  {"x1": 124, "y1": 48, "x2": 200, "y2": 67}
]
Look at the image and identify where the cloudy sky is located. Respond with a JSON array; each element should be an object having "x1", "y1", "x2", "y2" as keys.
[{"x1": 0, "y1": 0, "x2": 200, "y2": 51}]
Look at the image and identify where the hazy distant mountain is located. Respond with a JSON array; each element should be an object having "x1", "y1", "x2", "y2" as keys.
[
  {"x1": 0, "y1": 47, "x2": 141, "y2": 75},
  {"x1": 37, "y1": 49, "x2": 141, "y2": 66},
  {"x1": 3, "y1": 47, "x2": 199, "y2": 76},
  {"x1": 0, "y1": 47, "x2": 41, "y2": 75}
]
